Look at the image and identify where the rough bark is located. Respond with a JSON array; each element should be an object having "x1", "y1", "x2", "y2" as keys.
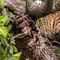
[
  {"x1": 3, "y1": 0, "x2": 60, "y2": 18},
  {"x1": 3, "y1": 0, "x2": 26, "y2": 16},
  {"x1": 12, "y1": 19, "x2": 57, "y2": 60},
  {"x1": 0, "y1": 0, "x2": 59, "y2": 60},
  {"x1": 28, "y1": 0, "x2": 60, "y2": 18}
]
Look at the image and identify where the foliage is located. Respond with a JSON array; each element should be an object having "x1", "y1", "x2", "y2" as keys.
[
  {"x1": 37, "y1": 17, "x2": 44, "y2": 25},
  {"x1": 28, "y1": 0, "x2": 33, "y2": 2},
  {"x1": 54, "y1": 48, "x2": 60, "y2": 52},
  {"x1": 42, "y1": 37, "x2": 47, "y2": 42},
  {"x1": 0, "y1": 0, "x2": 22, "y2": 60},
  {"x1": 0, "y1": 0, "x2": 4, "y2": 8},
  {"x1": 3, "y1": 8, "x2": 10, "y2": 25}
]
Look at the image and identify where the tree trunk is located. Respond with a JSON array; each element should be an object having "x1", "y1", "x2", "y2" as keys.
[{"x1": 1, "y1": 0, "x2": 59, "y2": 60}]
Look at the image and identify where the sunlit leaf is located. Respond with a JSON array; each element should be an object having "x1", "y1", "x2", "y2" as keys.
[
  {"x1": 39, "y1": 17, "x2": 44, "y2": 24},
  {"x1": 0, "y1": 0, "x2": 4, "y2": 8},
  {"x1": 0, "y1": 15, "x2": 7, "y2": 25},
  {"x1": 10, "y1": 45, "x2": 13, "y2": 55},
  {"x1": 7, "y1": 33, "x2": 13, "y2": 37},
  {"x1": 0, "y1": 26, "x2": 7, "y2": 37},
  {"x1": 37, "y1": 19, "x2": 40, "y2": 25},
  {"x1": 13, "y1": 52, "x2": 22, "y2": 59},
  {"x1": 7, "y1": 25, "x2": 12, "y2": 32},
  {"x1": 13, "y1": 46, "x2": 18, "y2": 52}
]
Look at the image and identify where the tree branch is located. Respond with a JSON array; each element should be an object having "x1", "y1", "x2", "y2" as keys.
[
  {"x1": 3, "y1": 0, "x2": 60, "y2": 18},
  {"x1": 28, "y1": 0, "x2": 55, "y2": 18}
]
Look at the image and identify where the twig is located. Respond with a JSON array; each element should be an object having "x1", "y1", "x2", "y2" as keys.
[
  {"x1": 15, "y1": 14, "x2": 29, "y2": 23},
  {"x1": 26, "y1": 0, "x2": 28, "y2": 13},
  {"x1": 12, "y1": 33, "x2": 26, "y2": 39},
  {"x1": 51, "y1": 41, "x2": 60, "y2": 45}
]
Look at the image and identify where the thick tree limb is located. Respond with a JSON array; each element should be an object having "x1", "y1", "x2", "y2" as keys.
[
  {"x1": 28, "y1": 0, "x2": 59, "y2": 18},
  {"x1": 3, "y1": 0, "x2": 60, "y2": 18}
]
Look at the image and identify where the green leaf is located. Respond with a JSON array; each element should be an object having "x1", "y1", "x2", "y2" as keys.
[
  {"x1": 43, "y1": 37, "x2": 47, "y2": 42},
  {"x1": 12, "y1": 46, "x2": 18, "y2": 53},
  {"x1": 0, "y1": 15, "x2": 7, "y2": 25},
  {"x1": 0, "y1": 36, "x2": 8, "y2": 46},
  {"x1": 0, "y1": 0, "x2": 4, "y2": 8},
  {"x1": 3, "y1": 37, "x2": 8, "y2": 46},
  {"x1": 0, "y1": 45, "x2": 5, "y2": 53},
  {"x1": 7, "y1": 33, "x2": 13, "y2": 37},
  {"x1": 54, "y1": 48, "x2": 60, "y2": 52},
  {"x1": 0, "y1": 23, "x2": 4, "y2": 25},
  {"x1": 9, "y1": 57, "x2": 18, "y2": 60},
  {"x1": 6, "y1": 45, "x2": 14, "y2": 55},
  {"x1": 1, "y1": 39, "x2": 5, "y2": 46},
  {"x1": 3, "y1": 8, "x2": 9, "y2": 25},
  {"x1": 13, "y1": 52, "x2": 22, "y2": 59},
  {"x1": 0, "y1": 36, "x2": 5, "y2": 46},
  {"x1": 0, "y1": 26, "x2": 7, "y2": 37},
  {"x1": 7, "y1": 25, "x2": 12, "y2": 32},
  {"x1": 0, "y1": 52, "x2": 3, "y2": 59},
  {"x1": 10, "y1": 45, "x2": 13, "y2": 55},
  {"x1": 10, "y1": 38, "x2": 15, "y2": 45},
  {"x1": 28, "y1": 0, "x2": 33, "y2": 2},
  {"x1": 39, "y1": 17, "x2": 44, "y2": 24},
  {"x1": 0, "y1": 13, "x2": 1, "y2": 16},
  {"x1": 6, "y1": 45, "x2": 10, "y2": 55},
  {"x1": 3, "y1": 8, "x2": 7, "y2": 15},
  {"x1": 4, "y1": 48, "x2": 7, "y2": 56},
  {"x1": 5, "y1": 46, "x2": 9, "y2": 56},
  {"x1": 37, "y1": 19, "x2": 40, "y2": 25},
  {"x1": 5, "y1": 16, "x2": 9, "y2": 25}
]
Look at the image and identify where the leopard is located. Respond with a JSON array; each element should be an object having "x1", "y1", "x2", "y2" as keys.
[{"x1": 39, "y1": 11, "x2": 60, "y2": 39}]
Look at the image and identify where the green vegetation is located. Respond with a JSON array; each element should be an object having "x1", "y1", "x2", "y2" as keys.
[
  {"x1": 0, "y1": 0, "x2": 22, "y2": 60},
  {"x1": 54, "y1": 48, "x2": 60, "y2": 52}
]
